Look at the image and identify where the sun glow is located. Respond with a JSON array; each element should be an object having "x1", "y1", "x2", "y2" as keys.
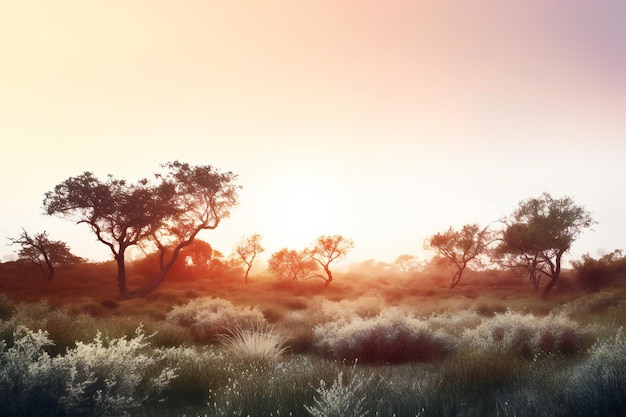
[{"x1": 265, "y1": 172, "x2": 340, "y2": 250}]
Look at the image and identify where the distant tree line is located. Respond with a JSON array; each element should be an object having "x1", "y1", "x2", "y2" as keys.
[{"x1": 5, "y1": 159, "x2": 615, "y2": 300}]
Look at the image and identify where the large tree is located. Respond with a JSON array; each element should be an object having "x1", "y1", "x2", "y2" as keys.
[
  {"x1": 43, "y1": 161, "x2": 239, "y2": 299},
  {"x1": 426, "y1": 224, "x2": 493, "y2": 288},
  {"x1": 234, "y1": 233, "x2": 264, "y2": 284},
  {"x1": 308, "y1": 235, "x2": 354, "y2": 286},
  {"x1": 496, "y1": 192, "x2": 595, "y2": 298},
  {"x1": 8, "y1": 229, "x2": 83, "y2": 280}
]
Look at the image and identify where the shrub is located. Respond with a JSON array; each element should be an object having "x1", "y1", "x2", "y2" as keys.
[
  {"x1": 305, "y1": 371, "x2": 370, "y2": 417},
  {"x1": 565, "y1": 328, "x2": 626, "y2": 416},
  {"x1": 166, "y1": 297, "x2": 267, "y2": 343},
  {"x1": 314, "y1": 308, "x2": 451, "y2": 363},
  {"x1": 462, "y1": 311, "x2": 588, "y2": 356},
  {"x1": 220, "y1": 324, "x2": 288, "y2": 364},
  {"x1": 0, "y1": 325, "x2": 176, "y2": 417}
]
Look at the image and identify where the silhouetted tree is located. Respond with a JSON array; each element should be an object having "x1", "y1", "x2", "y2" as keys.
[
  {"x1": 308, "y1": 235, "x2": 354, "y2": 286},
  {"x1": 267, "y1": 248, "x2": 317, "y2": 281},
  {"x1": 43, "y1": 161, "x2": 239, "y2": 299},
  {"x1": 235, "y1": 233, "x2": 264, "y2": 284},
  {"x1": 8, "y1": 229, "x2": 83, "y2": 280},
  {"x1": 426, "y1": 224, "x2": 493, "y2": 288},
  {"x1": 496, "y1": 193, "x2": 595, "y2": 298}
]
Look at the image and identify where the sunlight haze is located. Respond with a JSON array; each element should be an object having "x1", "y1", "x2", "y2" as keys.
[{"x1": 1, "y1": 0, "x2": 624, "y2": 266}]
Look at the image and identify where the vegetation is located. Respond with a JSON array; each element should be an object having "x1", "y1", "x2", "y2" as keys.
[
  {"x1": 427, "y1": 223, "x2": 492, "y2": 288},
  {"x1": 1, "y1": 171, "x2": 620, "y2": 416},
  {"x1": 43, "y1": 161, "x2": 239, "y2": 299},
  {"x1": 8, "y1": 229, "x2": 83, "y2": 281},
  {"x1": 0, "y1": 255, "x2": 625, "y2": 416},
  {"x1": 496, "y1": 193, "x2": 595, "y2": 298},
  {"x1": 234, "y1": 233, "x2": 265, "y2": 284}
]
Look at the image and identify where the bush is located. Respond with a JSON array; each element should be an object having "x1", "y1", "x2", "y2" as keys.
[
  {"x1": 220, "y1": 324, "x2": 288, "y2": 364},
  {"x1": 462, "y1": 311, "x2": 588, "y2": 356},
  {"x1": 314, "y1": 308, "x2": 451, "y2": 363},
  {"x1": 166, "y1": 297, "x2": 267, "y2": 343},
  {"x1": 565, "y1": 328, "x2": 626, "y2": 416},
  {"x1": 0, "y1": 325, "x2": 176, "y2": 417}
]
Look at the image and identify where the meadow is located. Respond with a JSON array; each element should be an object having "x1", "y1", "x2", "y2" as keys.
[{"x1": 0, "y1": 260, "x2": 625, "y2": 417}]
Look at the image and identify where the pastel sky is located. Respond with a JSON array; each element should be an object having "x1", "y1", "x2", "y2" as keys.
[{"x1": 1, "y1": 0, "x2": 625, "y2": 266}]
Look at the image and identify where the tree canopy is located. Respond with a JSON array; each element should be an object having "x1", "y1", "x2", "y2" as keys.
[
  {"x1": 43, "y1": 161, "x2": 239, "y2": 299},
  {"x1": 496, "y1": 192, "x2": 595, "y2": 298},
  {"x1": 8, "y1": 229, "x2": 83, "y2": 281},
  {"x1": 308, "y1": 235, "x2": 354, "y2": 286},
  {"x1": 427, "y1": 224, "x2": 493, "y2": 288}
]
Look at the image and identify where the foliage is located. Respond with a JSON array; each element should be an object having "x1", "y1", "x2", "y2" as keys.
[
  {"x1": 166, "y1": 297, "x2": 267, "y2": 343},
  {"x1": 571, "y1": 249, "x2": 626, "y2": 292},
  {"x1": 314, "y1": 308, "x2": 451, "y2": 363},
  {"x1": 496, "y1": 192, "x2": 595, "y2": 298},
  {"x1": 220, "y1": 323, "x2": 288, "y2": 364},
  {"x1": 43, "y1": 161, "x2": 239, "y2": 298},
  {"x1": 234, "y1": 233, "x2": 265, "y2": 284},
  {"x1": 8, "y1": 229, "x2": 83, "y2": 280},
  {"x1": 305, "y1": 371, "x2": 370, "y2": 417},
  {"x1": 0, "y1": 325, "x2": 176, "y2": 417},
  {"x1": 308, "y1": 235, "x2": 354, "y2": 286},
  {"x1": 426, "y1": 223, "x2": 492, "y2": 288},
  {"x1": 268, "y1": 248, "x2": 318, "y2": 281}
]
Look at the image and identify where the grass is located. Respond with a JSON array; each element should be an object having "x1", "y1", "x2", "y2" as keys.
[{"x1": 0, "y1": 260, "x2": 625, "y2": 416}]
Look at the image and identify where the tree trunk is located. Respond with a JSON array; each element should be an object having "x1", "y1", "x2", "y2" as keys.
[
  {"x1": 116, "y1": 252, "x2": 130, "y2": 299},
  {"x1": 324, "y1": 266, "x2": 333, "y2": 286},
  {"x1": 541, "y1": 252, "x2": 562, "y2": 299},
  {"x1": 245, "y1": 263, "x2": 252, "y2": 284}
]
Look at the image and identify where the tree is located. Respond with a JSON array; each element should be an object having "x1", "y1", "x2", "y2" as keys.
[
  {"x1": 8, "y1": 229, "x2": 83, "y2": 280},
  {"x1": 571, "y1": 250, "x2": 626, "y2": 292},
  {"x1": 234, "y1": 233, "x2": 264, "y2": 284},
  {"x1": 267, "y1": 248, "x2": 317, "y2": 281},
  {"x1": 394, "y1": 254, "x2": 421, "y2": 274},
  {"x1": 496, "y1": 192, "x2": 595, "y2": 298},
  {"x1": 308, "y1": 235, "x2": 354, "y2": 286},
  {"x1": 426, "y1": 224, "x2": 492, "y2": 288},
  {"x1": 43, "y1": 161, "x2": 239, "y2": 299}
]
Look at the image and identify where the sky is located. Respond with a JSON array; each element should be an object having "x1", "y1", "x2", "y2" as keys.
[{"x1": 1, "y1": 0, "x2": 625, "y2": 267}]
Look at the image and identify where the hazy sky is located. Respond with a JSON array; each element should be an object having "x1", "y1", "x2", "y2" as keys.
[{"x1": 1, "y1": 0, "x2": 625, "y2": 266}]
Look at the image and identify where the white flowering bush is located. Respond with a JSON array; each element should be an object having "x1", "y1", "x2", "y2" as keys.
[
  {"x1": 314, "y1": 308, "x2": 451, "y2": 363},
  {"x1": 305, "y1": 371, "x2": 370, "y2": 417},
  {"x1": 0, "y1": 325, "x2": 176, "y2": 417},
  {"x1": 318, "y1": 295, "x2": 386, "y2": 323},
  {"x1": 166, "y1": 297, "x2": 267, "y2": 343},
  {"x1": 462, "y1": 311, "x2": 587, "y2": 356},
  {"x1": 564, "y1": 328, "x2": 626, "y2": 416}
]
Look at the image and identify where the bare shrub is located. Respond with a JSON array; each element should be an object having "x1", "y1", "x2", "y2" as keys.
[{"x1": 166, "y1": 297, "x2": 267, "y2": 343}]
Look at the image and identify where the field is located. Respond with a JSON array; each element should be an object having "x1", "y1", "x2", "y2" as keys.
[{"x1": 1, "y1": 261, "x2": 625, "y2": 417}]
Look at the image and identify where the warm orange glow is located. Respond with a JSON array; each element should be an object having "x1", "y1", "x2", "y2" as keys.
[{"x1": 263, "y1": 172, "x2": 341, "y2": 250}]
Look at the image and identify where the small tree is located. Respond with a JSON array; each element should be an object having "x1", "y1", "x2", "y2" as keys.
[
  {"x1": 8, "y1": 229, "x2": 83, "y2": 280},
  {"x1": 394, "y1": 254, "x2": 421, "y2": 274},
  {"x1": 496, "y1": 192, "x2": 595, "y2": 298},
  {"x1": 267, "y1": 248, "x2": 317, "y2": 281},
  {"x1": 308, "y1": 235, "x2": 354, "y2": 286},
  {"x1": 234, "y1": 233, "x2": 264, "y2": 284},
  {"x1": 426, "y1": 223, "x2": 492, "y2": 288},
  {"x1": 43, "y1": 161, "x2": 239, "y2": 299}
]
